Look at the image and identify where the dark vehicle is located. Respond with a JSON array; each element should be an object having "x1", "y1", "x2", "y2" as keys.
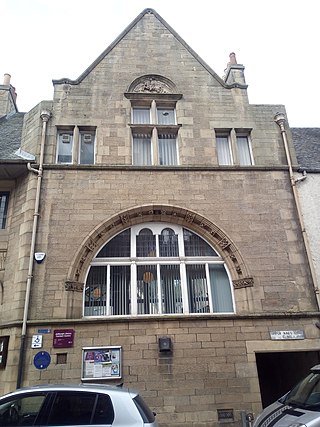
[{"x1": 0, "y1": 383, "x2": 158, "y2": 426}]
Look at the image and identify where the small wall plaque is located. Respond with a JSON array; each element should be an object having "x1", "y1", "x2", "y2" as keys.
[
  {"x1": 53, "y1": 329, "x2": 75, "y2": 348},
  {"x1": 270, "y1": 330, "x2": 304, "y2": 340}
]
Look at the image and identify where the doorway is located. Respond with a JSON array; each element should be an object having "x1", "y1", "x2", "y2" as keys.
[{"x1": 255, "y1": 351, "x2": 320, "y2": 407}]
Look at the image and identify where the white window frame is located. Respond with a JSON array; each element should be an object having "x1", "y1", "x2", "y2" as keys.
[
  {"x1": 56, "y1": 127, "x2": 96, "y2": 165},
  {"x1": 216, "y1": 133, "x2": 233, "y2": 165},
  {"x1": 235, "y1": 132, "x2": 254, "y2": 166},
  {"x1": 84, "y1": 223, "x2": 235, "y2": 317},
  {"x1": 131, "y1": 101, "x2": 179, "y2": 166},
  {"x1": 215, "y1": 129, "x2": 254, "y2": 166}
]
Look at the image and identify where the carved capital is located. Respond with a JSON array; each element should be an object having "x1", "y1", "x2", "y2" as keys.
[
  {"x1": 233, "y1": 277, "x2": 254, "y2": 289},
  {"x1": 65, "y1": 281, "x2": 84, "y2": 292}
]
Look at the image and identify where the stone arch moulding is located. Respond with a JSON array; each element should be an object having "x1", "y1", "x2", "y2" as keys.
[
  {"x1": 65, "y1": 204, "x2": 254, "y2": 293},
  {"x1": 127, "y1": 74, "x2": 177, "y2": 94}
]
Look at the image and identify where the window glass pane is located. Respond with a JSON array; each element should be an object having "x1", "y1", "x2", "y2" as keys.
[
  {"x1": 92, "y1": 394, "x2": 115, "y2": 425},
  {"x1": 157, "y1": 108, "x2": 175, "y2": 124},
  {"x1": 0, "y1": 192, "x2": 9, "y2": 229},
  {"x1": 136, "y1": 228, "x2": 156, "y2": 257},
  {"x1": 158, "y1": 134, "x2": 177, "y2": 165},
  {"x1": 159, "y1": 228, "x2": 179, "y2": 256},
  {"x1": 209, "y1": 264, "x2": 233, "y2": 312},
  {"x1": 133, "y1": 395, "x2": 156, "y2": 423},
  {"x1": 85, "y1": 266, "x2": 107, "y2": 316},
  {"x1": 48, "y1": 392, "x2": 95, "y2": 425},
  {"x1": 110, "y1": 265, "x2": 131, "y2": 315},
  {"x1": 0, "y1": 394, "x2": 46, "y2": 426},
  {"x1": 183, "y1": 229, "x2": 218, "y2": 256},
  {"x1": 137, "y1": 265, "x2": 158, "y2": 314},
  {"x1": 96, "y1": 229, "x2": 130, "y2": 257},
  {"x1": 132, "y1": 107, "x2": 150, "y2": 124},
  {"x1": 133, "y1": 133, "x2": 152, "y2": 165},
  {"x1": 236, "y1": 135, "x2": 252, "y2": 165},
  {"x1": 186, "y1": 264, "x2": 209, "y2": 313},
  {"x1": 80, "y1": 132, "x2": 95, "y2": 164},
  {"x1": 216, "y1": 135, "x2": 232, "y2": 165},
  {"x1": 160, "y1": 265, "x2": 182, "y2": 313},
  {"x1": 57, "y1": 132, "x2": 73, "y2": 163}
]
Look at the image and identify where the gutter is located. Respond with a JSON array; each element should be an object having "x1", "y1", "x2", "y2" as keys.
[
  {"x1": 274, "y1": 113, "x2": 320, "y2": 309},
  {"x1": 16, "y1": 110, "x2": 51, "y2": 389}
]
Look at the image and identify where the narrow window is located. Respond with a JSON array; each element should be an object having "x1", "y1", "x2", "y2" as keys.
[
  {"x1": 158, "y1": 133, "x2": 178, "y2": 165},
  {"x1": 133, "y1": 133, "x2": 152, "y2": 165},
  {"x1": 216, "y1": 134, "x2": 232, "y2": 165},
  {"x1": 0, "y1": 192, "x2": 9, "y2": 229},
  {"x1": 79, "y1": 131, "x2": 95, "y2": 165},
  {"x1": 236, "y1": 135, "x2": 253, "y2": 165},
  {"x1": 132, "y1": 107, "x2": 151, "y2": 124},
  {"x1": 157, "y1": 107, "x2": 175, "y2": 125},
  {"x1": 57, "y1": 132, "x2": 73, "y2": 163}
]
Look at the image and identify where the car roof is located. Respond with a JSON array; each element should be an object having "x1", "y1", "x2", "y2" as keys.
[{"x1": 1, "y1": 383, "x2": 138, "y2": 399}]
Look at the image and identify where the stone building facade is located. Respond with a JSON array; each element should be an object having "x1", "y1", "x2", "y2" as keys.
[{"x1": 1, "y1": 9, "x2": 320, "y2": 427}]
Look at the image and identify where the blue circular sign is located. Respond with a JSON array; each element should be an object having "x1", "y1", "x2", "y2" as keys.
[{"x1": 34, "y1": 351, "x2": 51, "y2": 369}]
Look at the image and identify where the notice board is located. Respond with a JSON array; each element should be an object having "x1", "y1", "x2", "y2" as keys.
[{"x1": 82, "y1": 346, "x2": 122, "y2": 381}]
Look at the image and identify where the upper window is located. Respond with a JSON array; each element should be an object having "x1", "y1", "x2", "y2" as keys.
[
  {"x1": 0, "y1": 192, "x2": 9, "y2": 229},
  {"x1": 84, "y1": 223, "x2": 234, "y2": 317},
  {"x1": 216, "y1": 130, "x2": 253, "y2": 166},
  {"x1": 57, "y1": 128, "x2": 96, "y2": 165},
  {"x1": 131, "y1": 102, "x2": 179, "y2": 166}
]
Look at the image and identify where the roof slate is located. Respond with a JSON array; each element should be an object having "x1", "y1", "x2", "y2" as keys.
[
  {"x1": 291, "y1": 128, "x2": 320, "y2": 171},
  {"x1": 0, "y1": 112, "x2": 25, "y2": 160}
]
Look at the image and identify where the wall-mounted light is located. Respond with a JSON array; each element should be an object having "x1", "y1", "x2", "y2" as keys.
[
  {"x1": 159, "y1": 336, "x2": 172, "y2": 352},
  {"x1": 34, "y1": 252, "x2": 46, "y2": 264}
]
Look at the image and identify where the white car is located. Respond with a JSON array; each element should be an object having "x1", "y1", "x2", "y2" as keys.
[
  {"x1": 254, "y1": 365, "x2": 320, "y2": 427},
  {"x1": 0, "y1": 383, "x2": 158, "y2": 426}
]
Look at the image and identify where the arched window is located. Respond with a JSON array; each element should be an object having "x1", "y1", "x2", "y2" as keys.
[{"x1": 84, "y1": 223, "x2": 234, "y2": 316}]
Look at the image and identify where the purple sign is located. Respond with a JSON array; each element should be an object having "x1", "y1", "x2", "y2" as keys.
[{"x1": 53, "y1": 329, "x2": 74, "y2": 348}]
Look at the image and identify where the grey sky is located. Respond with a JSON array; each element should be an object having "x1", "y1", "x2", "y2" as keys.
[{"x1": 1, "y1": 0, "x2": 318, "y2": 127}]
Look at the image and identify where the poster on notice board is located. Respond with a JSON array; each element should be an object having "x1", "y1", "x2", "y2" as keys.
[{"x1": 82, "y1": 346, "x2": 122, "y2": 380}]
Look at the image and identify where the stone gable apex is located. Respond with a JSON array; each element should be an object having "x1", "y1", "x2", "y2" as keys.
[{"x1": 52, "y1": 8, "x2": 245, "y2": 90}]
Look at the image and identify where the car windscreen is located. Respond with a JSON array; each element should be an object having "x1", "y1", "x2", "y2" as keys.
[
  {"x1": 284, "y1": 372, "x2": 320, "y2": 410},
  {"x1": 133, "y1": 395, "x2": 155, "y2": 423}
]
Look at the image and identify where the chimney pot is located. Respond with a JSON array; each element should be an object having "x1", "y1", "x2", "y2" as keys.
[
  {"x1": 3, "y1": 73, "x2": 11, "y2": 85},
  {"x1": 229, "y1": 52, "x2": 237, "y2": 65}
]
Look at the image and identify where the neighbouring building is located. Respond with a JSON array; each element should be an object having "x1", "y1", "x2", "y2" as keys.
[
  {"x1": 291, "y1": 127, "x2": 320, "y2": 305},
  {"x1": 1, "y1": 8, "x2": 320, "y2": 427}
]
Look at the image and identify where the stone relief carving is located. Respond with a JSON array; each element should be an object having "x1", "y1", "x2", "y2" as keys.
[
  {"x1": 133, "y1": 77, "x2": 171, "y2": 93},
  {"x1": 232, "y1": 277, "x2": 254, "y2": 289},
  {"x1": 65, "y1": 281, "x2": 84, "y2": 292}
]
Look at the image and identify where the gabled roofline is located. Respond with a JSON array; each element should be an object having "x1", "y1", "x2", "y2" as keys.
[{"x1": 52, "y1": 8, "x2": 247, "y2": 90}]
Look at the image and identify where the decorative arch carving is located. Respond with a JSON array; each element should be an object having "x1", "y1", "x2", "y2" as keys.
[
  {"x1": 128, "y1": 74, "x2": 177, "y2": 94},
  {"x1": 65, "y1": 205, "x2": 253, "y2": 292}
]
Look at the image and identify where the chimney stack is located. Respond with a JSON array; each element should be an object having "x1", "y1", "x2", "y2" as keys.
[
  {"x1": 223, "y1": 52, "x2": 246, "y2": 86},
  {"x1": 0, "y1": 73, "x2": 18, "y2": 117}
]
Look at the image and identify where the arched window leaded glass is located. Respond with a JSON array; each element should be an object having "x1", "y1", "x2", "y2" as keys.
[{"x1": 84, "y1": 223, "x2": 234, "y2": 317}]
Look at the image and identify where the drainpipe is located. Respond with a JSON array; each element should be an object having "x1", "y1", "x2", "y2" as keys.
[
  {"x1": 16, "y1": 110, "x2": 51, "y2": 389},
  {"x1": 274, "y1": 112, "x2": 320, "y2": 309}
]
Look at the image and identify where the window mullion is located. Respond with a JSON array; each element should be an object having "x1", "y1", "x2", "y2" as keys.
[
  {"x1": 106, "y1": 264, "x2": 111, "y2": 316},
  {"x1": 205, "y1": 263, "x2": 213, "y2": 312},
  {"x1": 73, "y1": 125, "x2": 79, "y2": 164},
  {"x1": 131, "y1": 262, "x2": 137, "y2": 315},
  {"x1": 152, "y1": 127, "x2": 158, "y2": 165},
  {"x1": 157, "y1": 264, "x2": 162, "y2": 314},
  {"x1": 180, "y1": 262, "x2": 189, "y2": 314},
  {"x1": 230, "y1": 129, "x2": 237, "y2": 165}
]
